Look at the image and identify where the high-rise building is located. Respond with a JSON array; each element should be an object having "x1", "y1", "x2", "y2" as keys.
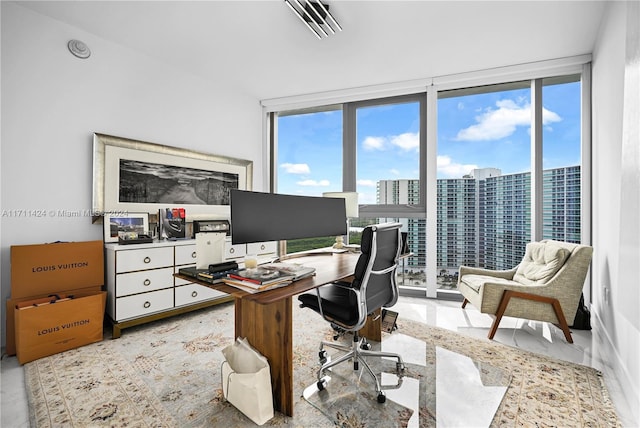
[
  {"x1": 481, "y1": 170, "x2": 532, "y2": 270},
  {"x1": 543, "y1": 165, "x2": 581, "y2": 243},
  {"x1": 436, "y1": 176, "x2": 478, "y2": 271},
  {"x1": 377, "y1": 180, "x2": 425, "y2": 272},
  {"x1": 377, "y1": 165, "x2": 581, "y2": 287}
]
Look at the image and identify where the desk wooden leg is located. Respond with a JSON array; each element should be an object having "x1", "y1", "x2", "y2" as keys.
[
  {"x1": 359, "y1": 308, "x2": 382, "y2": 342},
  {"x1": 234, "y1": 297, "x2": 294, "y2": 416}
]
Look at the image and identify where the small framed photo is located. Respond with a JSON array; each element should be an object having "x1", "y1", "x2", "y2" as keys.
[{"x1": 104, "y1": 212, "x2": 150, "y2": 243}]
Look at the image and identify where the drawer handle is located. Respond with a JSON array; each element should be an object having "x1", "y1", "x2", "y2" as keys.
[
  {"x1": 191, "y1": 251, "x2": 197, "y2": 259},
  {"x1": 229, "y1": 248, "x2": 235, "y2": 254},
  {"x1": 143, "y1": 256, "x2": 151, "y2": 264},
  {"x1": 143, "y1": 301, "x2": 151, "y2": 309},
  {"x1": 143, "y1": 279, "x2": 151, "y2": 286},
  {"x1": 191, "y1": 291, "x2": 198, "y2": 298}
]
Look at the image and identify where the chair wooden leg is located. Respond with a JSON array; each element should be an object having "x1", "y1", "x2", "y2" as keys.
[
  {"x1": 550, "y1": 299, "x2": 574, "y2": 344},
  {"x1": 461, "y1": 298, "x2": 469, "y2": 309},
  {"x1": 489, "y1": 289, "x2": 573, "y2": 343},
  {"x1": 488, "y1": 291, "x2": 513, "y2": 339}
]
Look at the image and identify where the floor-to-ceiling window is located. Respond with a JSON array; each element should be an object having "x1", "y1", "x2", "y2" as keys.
[
  {"x1": 541, "y1": 76, "x2": 582, "y2": 243},
  {"x1": 350, "y1": 96, "x2": 426, "y2": 288},
  {"x1": 275, "y1": 95, "x2": 426, "y2": 288},
  {"x1": 267, "y1": 61, "x2": 589, "y2": 299},
  {"x1": 275, "y1": 106, "x2": 343, "y2": 252},
  {"x1": 434, "y1": 76, "x2": 583, "y2": 294},
  {"x1": 436, "y1": 82, "x2": 533, "y2": 291}
]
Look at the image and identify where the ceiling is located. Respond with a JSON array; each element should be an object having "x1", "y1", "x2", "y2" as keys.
[{"x1": 16, "y1": 1, "x2": 607, "y2": 101}]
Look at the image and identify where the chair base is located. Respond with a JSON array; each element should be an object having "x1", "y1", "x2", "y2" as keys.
[
  {"x1": 316, "y1": 333, "x2": 405, "y2": 403},
  {"x1": 462, "y1": 290, "x2": 574, "y2": 343}
]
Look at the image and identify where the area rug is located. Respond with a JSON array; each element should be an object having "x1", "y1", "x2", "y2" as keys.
[
  {"x1": 302, "y1": 338, "x2": 512, "y2": 427},
  {"x1": 24, "y1": 301, "x2": 620, "y2": 427}
]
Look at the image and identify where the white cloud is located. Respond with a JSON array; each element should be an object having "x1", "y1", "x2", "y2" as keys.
[
  {"x1": 362, "y1": 136, "x2": 385, "y2": 150},
  {"x1": 296, "y1": 179, "x2": 330, "y2": 187},
  {"x1": 362, "y1": 132, "x2": 419, "y2": 152},
  {"x1": 280, "y1": 163, "x2": 310, "y2": 174},
  {"x1": 390, "y1": 132, "x2": 419, "y2": 151},
  {"x1": 357, "y1": 179, "x2": 377, "y2": 187},
  {"x1": 542, "y1": 108, "x2": 561, "y2": 130},
  {"x1": 437, "y1": 155, "x2": 478, "y2": 178},
  {"x1": 455, "y1": 99, "x2": 561, "y2": 141}
]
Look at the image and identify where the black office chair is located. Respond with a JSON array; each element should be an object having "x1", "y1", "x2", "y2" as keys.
[{"x1": 298, "y1": 222, "x2": 406, "y2": 403}]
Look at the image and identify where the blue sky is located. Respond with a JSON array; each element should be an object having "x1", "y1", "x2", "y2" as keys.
[{"x1": 277, "y1": 81, "x2": 580, "y2": 204}]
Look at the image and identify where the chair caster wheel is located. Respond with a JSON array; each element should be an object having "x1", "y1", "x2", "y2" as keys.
[
  {"x1": 396, "y1": 362, "x2": 405, "y2": 372},
  {"x1": 377, "y1": 392, "x2": 386, "y2": 403},
  {"x1": 317, "y1": 379, "x2": 327, "y2": 391},
  {"x1": 319, "y1": 350, "x2": 328, "y2": 364},
  {"x1": 360, "y1": 342, "x2": 372, "y2": 350}
]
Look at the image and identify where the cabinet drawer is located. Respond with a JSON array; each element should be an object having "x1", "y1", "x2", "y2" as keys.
[
  {"x1": 115, "y1": 288, "x2": 174, "y2": 321},
  {"x1": 247, "y1": 241, "x2": 278, "y2": 256},
  {"x1": 175, "y1": 244, "x2": 197, "y2": 266},
  {"x1": 175, "y1": 284, "x2": 228, "y2": 307},
  {"x1": 116, "y1": 267, "x2": 174, "y2": 297},
  {"x1": 116, "y1": 247, "x2": 173, "y2": 273},
  {"x1": 225, "y1": 242, "x2": 246, "y2": 259}
]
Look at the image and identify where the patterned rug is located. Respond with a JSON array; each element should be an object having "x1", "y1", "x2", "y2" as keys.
[
  {"x1": 302, "y1": 337, "x2": 512, "y2": 427},
  {"x1": 24, "y1": 301, "x2": 620, "y2": 427}
]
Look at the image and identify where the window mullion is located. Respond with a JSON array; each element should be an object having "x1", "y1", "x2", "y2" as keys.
[
  {"x1": 343, "y1": 103, "x2": 357, "y2": 192},
  {"x1": 426, "y1": 86, "x2": 438, "y2": 298},
  {"x1": 531, "y1": 78, "x2": 543, "y2": 242}
]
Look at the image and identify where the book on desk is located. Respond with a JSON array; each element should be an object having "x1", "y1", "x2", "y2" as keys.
[
  {"x1": 181, "y1": 262, "x2": 317, "y2": 293},
  {"x1": 222, "y1": 277, "x2": 293, "y2": 293},
  {"x1": 226, "y1": 267, "x2": 293, "y2": 288},
  {"x1": 223, "y1": 264, "x2": 316, "y2": 293},
  {"x1": 178, "y1": 261, "x2": 239, "y2": 284},
  {"x1": 260, "y1": 263, "x2": 316, "y2": 280}
]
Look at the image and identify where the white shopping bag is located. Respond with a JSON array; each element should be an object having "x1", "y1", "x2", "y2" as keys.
[{"x1": 221, "y1": 337, "x2": 274, "y2": 425}]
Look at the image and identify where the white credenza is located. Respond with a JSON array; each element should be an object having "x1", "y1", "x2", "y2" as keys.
[{"x1": 105, "y1": 238, "x2": 277, "y2": 338}]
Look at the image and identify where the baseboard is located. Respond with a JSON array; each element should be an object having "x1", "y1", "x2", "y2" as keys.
[{"x1": 590, "y1": 304, "x2": 639, "y2": 424}]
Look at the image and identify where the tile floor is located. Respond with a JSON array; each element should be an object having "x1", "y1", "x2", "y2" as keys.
[{"x1": 1, "y1": 296, "x2": 637, "y2": 427}]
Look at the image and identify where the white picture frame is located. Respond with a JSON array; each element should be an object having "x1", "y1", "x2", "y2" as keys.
[
  {"x1": 92, "y1": 133, "x2": 253, "y2": 220},
  {"x1": 103, "y1": 212, "x2": 150, "y2": 243}
]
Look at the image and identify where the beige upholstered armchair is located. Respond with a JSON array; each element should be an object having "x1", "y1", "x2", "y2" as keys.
[{"x1": 457, "y1": 240, "x2": 593, "y2": 343}]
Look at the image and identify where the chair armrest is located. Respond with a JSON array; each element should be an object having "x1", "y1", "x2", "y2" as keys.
[
  {"x1": 479, "y1": 281, "x2": 558, "y2": 315},
  {"x1": 332, "y1": 280, "x2": 354, "y2": 288},
  {"x1": 458, "y1": 265, "x2": 517, "y2": 280},
  {"x1": 309, "y1": 280, "x2": 359, "y2": 313},
  {"x1": 309, "y1": 280, "x2": 354, "y2": 302}
]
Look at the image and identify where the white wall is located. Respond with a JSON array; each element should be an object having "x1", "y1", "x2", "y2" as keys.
[
  {"x1": 591, "y1": 0, "x2": 640, "y2": 422},
  {"x1": 0, "y1": 3, "x2": 264, "y2": 346}
]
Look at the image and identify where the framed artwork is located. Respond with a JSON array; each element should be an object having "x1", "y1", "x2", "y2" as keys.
[
  {"x1": 103, "y1": 212, "x2": 149, "y2": 243},
  {"x1": 92, "y1": 133, "x2": 253, "y2": 220}
]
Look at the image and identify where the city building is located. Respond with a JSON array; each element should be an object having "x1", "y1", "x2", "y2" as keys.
[{"x1": 378, "y1": 165, "x2": 581, "y2": 283}]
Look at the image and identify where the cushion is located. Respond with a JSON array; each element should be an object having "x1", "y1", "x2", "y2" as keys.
[
  {"x1": 460, "y1": 274, "x2": 522, "y2": 293},
  {"x1": 513, "y1": 242, "x2": 570, "y2": 285}
]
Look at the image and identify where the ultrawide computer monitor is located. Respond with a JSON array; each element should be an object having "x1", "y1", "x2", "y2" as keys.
[{"x1": 230, "y1": 190, "x2": 347, "y2": 244}]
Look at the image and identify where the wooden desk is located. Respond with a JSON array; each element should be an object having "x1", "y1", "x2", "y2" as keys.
[{"x1": 176, "y1": 251, "x2": 366, "y2": 416}]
